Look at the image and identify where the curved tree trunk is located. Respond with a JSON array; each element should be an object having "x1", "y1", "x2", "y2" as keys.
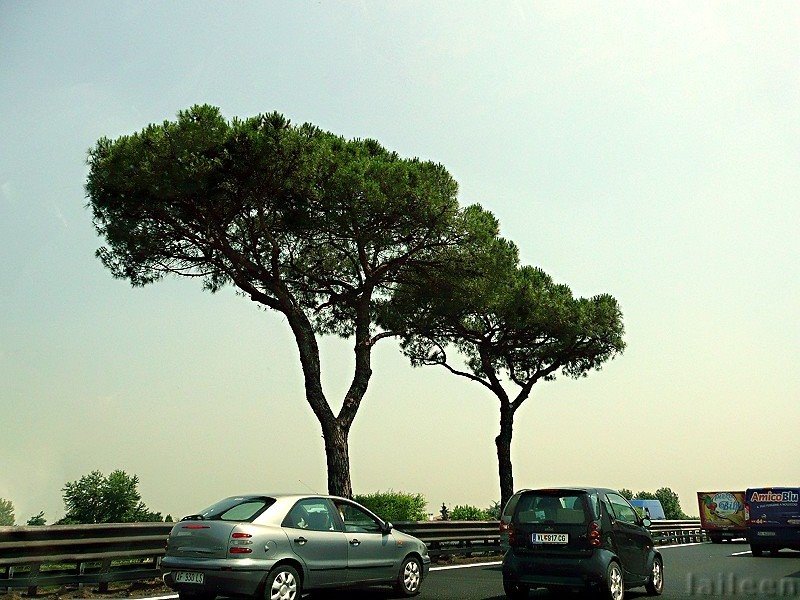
[
  {"x1": 496, "y1": 404, "x2": 515, "y2": 511},
  {"x1": 287, "y1": 310, "x2": 357, "y2": 498},
  {"x1": 286, "y1": 302, "x2": 373, "y2": 500}
]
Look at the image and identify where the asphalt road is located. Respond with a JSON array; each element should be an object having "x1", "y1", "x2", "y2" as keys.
[{"x1": 307, "y1": 542, "x2": 800, "y2": 599}]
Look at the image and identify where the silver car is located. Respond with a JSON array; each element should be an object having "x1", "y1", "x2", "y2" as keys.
[{"x1": 162, "y1": 494, "x2": 430, "y2": 600}]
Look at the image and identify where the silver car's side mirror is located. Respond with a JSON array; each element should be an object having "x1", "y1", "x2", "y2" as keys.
[{"x1": 382, "y1": 521, "x2": 393, "y2": 534}]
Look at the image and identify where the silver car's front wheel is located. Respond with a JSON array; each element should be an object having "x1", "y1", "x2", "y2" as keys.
[
  {"x1": 265, "y1": 565, "x2": 300, "y2": 600},
  {"x1": 393, "y1": 556, "x2": 422, "y2": 596}
]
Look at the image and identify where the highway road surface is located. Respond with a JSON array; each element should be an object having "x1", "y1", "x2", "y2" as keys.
[
  {"x1": 317, "y1": 542, "x2": 800, "y2": 599},
  {"x1": 153, "y1": 542, "x2": 800, "y2": 599}
]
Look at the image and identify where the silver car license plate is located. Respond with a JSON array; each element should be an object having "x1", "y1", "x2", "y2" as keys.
[
  {"x1": 532, "y1": 533, "x2": 568, "y2": 544},
  {"x1": 175, "y1": 571, "x2": 204, "y2": 584}
]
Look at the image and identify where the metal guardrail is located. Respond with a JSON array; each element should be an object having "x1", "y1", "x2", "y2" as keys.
[
  {"x1": 647, "y1": 519, "x2": 709, "y2": 545},
  {"x1": 0, "y1": 523, "x2": 172, "y2": 594},
  {"x1": 395, "y1": 520, "x2": 501, "y2": 558},
  {"x1": 0, "y1": 520, "x2": 707, "y2": 594},
  {"x1": 395, "y1": 520, "x2": 708, "y2": 558}
]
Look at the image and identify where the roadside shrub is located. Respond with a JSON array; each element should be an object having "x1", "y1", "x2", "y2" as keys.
[
  {"x1": 354, "y1": 491, "x2": 427, "y2": 522},
  {"x1": 450, "y1": 504, "x2": 491, "y2": 520}
]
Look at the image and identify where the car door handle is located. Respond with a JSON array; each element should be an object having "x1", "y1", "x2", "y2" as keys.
[
  {"x1": 349, "y1": 538, "x2": 361, "y2": 546},
  {"x1": 294, "y1": 537, "x2": 307, "y2": 546}
]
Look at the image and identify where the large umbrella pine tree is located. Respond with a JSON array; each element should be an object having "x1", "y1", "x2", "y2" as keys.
[{"x1": 86, "y1": 105, "x2": 493, "y2": 497}]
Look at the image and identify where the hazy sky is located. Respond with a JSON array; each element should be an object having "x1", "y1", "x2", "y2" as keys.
[{"x1": 1, "y1": 1, "x2": 798, "y2": 524}]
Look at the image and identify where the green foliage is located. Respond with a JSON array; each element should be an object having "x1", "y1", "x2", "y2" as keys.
[
  {"x1": 635, "y1": 491, "x2": 658, "y2": 500},
  {"x1": 26, "y1": 511, "x2": 46, "y2": 526},
  {"x1": 618, "y1": 489, "x2": 634, "y2": 500},
  {"x1": 629, "y1": 488, "x2": 690, "y2": 520},
  {"x1": 86, "y1": 105, "x2": 476, "y2": 339},
  {"x1": 385, "y1": 259, "x2": 626, "y2": 386},
  {"x1": 354, "y1": 491, "x2": 427, "y2": 523},
  {"x1": 654, "y1": 487, "x2": 690, "y2": 520},
  {"x1": 0, "y1": 498, "x2": 14, "y2": 526},
  {"x1": 450, "y1": 505, "x2": 491, "y2": 521},
  {"x1": 485, "y1": 501, "x2": 501, "y2": 520},
  {"x1": 60, "y1": 470, "x2": 163, "y2": 524}
]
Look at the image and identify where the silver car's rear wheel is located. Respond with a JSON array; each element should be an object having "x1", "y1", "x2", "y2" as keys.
[
  {"x1": 265, "y1": 565, "x2": 300, "y2": 600},
  {"x1": 393, "y1": 556, "x2": 422, "y2": 596}
]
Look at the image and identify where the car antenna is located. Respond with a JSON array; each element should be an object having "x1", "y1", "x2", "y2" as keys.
[{"x1": 298, "y1": 479, "x2": 320, "y2": 494}]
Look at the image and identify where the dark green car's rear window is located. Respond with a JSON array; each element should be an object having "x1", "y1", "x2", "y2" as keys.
[
  {"x1": 515, "y1": 492, "x2": 594, "y2": 525},
  {"x1": 188, "y1": 496, "x2": 275, "y2": 522}
]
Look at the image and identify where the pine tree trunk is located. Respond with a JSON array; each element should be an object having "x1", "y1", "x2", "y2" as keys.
[
  {"x1": 322, "y1": 418, "x2": 353, "y2": 498},
  {"x1": 286, "y1": 306, "x2": 369, "y2": 500},
  {"x1": 496, "y1": 405, "x2": 515, "y2": 510}
]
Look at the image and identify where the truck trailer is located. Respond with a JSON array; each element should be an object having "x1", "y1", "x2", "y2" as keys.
[
  {"x1": 697, "y1": 491, "x2": 746, "y2": 543},
  {"x1": 746, "y1": 487, "x2": 800, "y2": 556}
]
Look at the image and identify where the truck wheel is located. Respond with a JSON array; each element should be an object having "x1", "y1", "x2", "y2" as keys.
[
  {"x1": 709, "y1": 533, "x2": 722, "y2": 544},
  {"x1": 751, "y1": 545, "x2": 763, "y2": 557}
]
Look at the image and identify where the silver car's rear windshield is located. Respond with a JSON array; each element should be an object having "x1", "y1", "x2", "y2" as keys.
[
  {"x1": 188, "y1": 496, "x2": 276, "y2": 522},
  {"x1": 515, "y1": 492, "x2": 598, "y2": 525}
]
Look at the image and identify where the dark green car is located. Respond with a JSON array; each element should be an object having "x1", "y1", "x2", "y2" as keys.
[{"x1": 502, "y1": 487, "x2": 664, "y2": 600}]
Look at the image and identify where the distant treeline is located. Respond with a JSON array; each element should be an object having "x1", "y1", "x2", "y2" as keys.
[
  {"x1": 618, "y1": 487, "x2": 692, "y2": 520},
  {"x1": 0, "y1": 477, "x2": 691, "y2": 526},
  {"x1": 0, "y1": 469, "x2": 171, "y2": 526}
]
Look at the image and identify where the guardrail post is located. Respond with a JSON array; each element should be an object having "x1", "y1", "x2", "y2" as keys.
[
  {"x1": 26, "y1": 563, "x2": 40, "y2": 597},
  {"x1": 98, "y1": 558, "x2": 112, "y2": 593}
]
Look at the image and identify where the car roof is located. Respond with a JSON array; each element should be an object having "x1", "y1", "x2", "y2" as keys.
[
  {"x1": 224, "y1": 493, "x2": 358, "y2": 502},
  {"x1": 515, "y1": 487, "x2": 620, "y2": 495},
  {"x1": 211, "y1": 494, "x2": 384, "y2": 527}
]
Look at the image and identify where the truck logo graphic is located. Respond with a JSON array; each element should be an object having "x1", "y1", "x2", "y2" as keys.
[{"x1": 751, "y1": 491, "x2": 799, "y2": 504}]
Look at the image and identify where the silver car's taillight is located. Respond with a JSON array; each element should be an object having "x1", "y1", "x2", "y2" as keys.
[{"x1": 229, "y1": 530, "x2": 253, "y2": 554}]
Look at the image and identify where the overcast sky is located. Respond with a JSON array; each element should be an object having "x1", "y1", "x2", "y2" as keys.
[{"x1": 1, "y1": 1, "x2": 798, "y2": 524}]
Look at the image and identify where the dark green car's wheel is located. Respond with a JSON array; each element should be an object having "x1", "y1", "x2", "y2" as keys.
[
  {"x1": 264, "y1": 565, "x2": 301, "y2": 600},
  {"x1": 502, "y1": 579, "x2": 529, "y2": 599},
  {"x1": 393, "y1": 556, "x2": 423, "y2": 596},
  {"x1": 602, "y1": 561, "x2": 625, "y2": 600},
  {"x1": 645, "y1": 555, "x2": 664, "y2": 595}
]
